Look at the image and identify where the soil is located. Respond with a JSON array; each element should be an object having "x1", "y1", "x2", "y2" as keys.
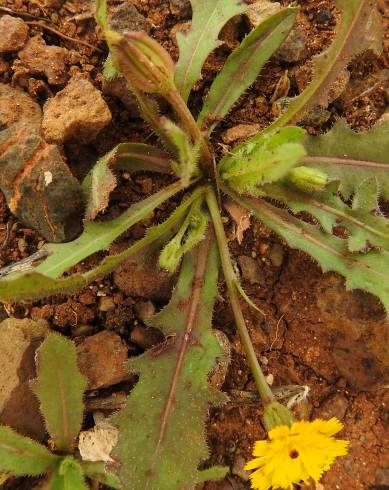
[{"x1": 0, "y1": 0, "x2": 388, "y2": 489}]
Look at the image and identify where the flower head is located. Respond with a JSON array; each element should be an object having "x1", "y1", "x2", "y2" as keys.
[{"x1": 245, "y1": 417, "x2": 349, "y2": 490}]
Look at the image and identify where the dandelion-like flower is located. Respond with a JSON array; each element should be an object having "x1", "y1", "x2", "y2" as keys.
[{"x1": 245, "y1": 417, "x2": 349, "y2": 490}]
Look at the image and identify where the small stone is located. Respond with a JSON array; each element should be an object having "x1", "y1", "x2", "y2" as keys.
[
  {"x1": 315, "y1": 393, "x2": 348, "y2": 421},
  {"x1": 98, "y1": 296, "x2": 115, "y2": 312},
  {"x1": 109, "y1": 2, "x2": 149, "y2": 33},
  {"x1": 169, "y1": 0, "x2": 192, "y2": 18},
  {"x1": 302, "y1": 107, "x2": 331, "y2": 127},
  {"x1": 238, "y1": 255, "x2": 265, "y2": 286},
  {"x1": 245, "y1": 1, "x2": 281, "y2": 27},
  {"x1": 134, "y1": 301, "x2": 156, "y2": 322},
  {"x1": 130, "y1": 325, "x2": 163, "y2": 350},
  {"x1": 0, "y1": 318, "x2": 49, "y2": 441},
  {"x1": 0, "y1": 83, "x2": 42, "y2": 129},
  {"x1": 232, "y1": 455, "x2": 250, "y2": 481},
  {"x1": 314, "y1": 8, "x2": 333, "y2": 24},
  {"x1": 0, "y1": 15, "x2": 29, "y2": 53},
  {"x1": 221, "y1": 124, "x2": 261, "y2": 144},
  {"x1": 42, "y1": 75, "x2": 112, "y2": 144},
  {"x1": 17, "y1": 35, "x2": 68, "y2": 86},
  {"x1": 114, "y1": 255, "x2": 176, "y2": 300},
  {"x1": 268, "y1": 243, "x2": 284, "y2": 267},
  {"x1": 77, "y1": 331, "x2": 128, "y2": 390},
  {"x1": 102, "y1": 76, "x2": 140, "y2": 114},
  {"x1": 275, "y1": 28, "x2": 308, "y2": 63}
]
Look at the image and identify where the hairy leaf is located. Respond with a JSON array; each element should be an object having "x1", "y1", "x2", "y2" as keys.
[
  {"x1": 268, "y1": 0, "x2": 382, "y2": 127},
  {"x1": 0, "y1": 426, "x2": 59, "y2": 476},
  {"x1": 302, "y1": 120, "x2": 389, "y2": 200},
  {"x1": 82, "y1": 461, "x2": 121, "y2": 489},
  {"x1": 111, "y1": 232, "x2": 228, "y2": 490},
  {"x1": 219, "y1": 127, "x2": 306, "y2": 194},
  {"x1": 231, "y1": 190, "x2": 389, "y2": 313},
  {"x1": 35, "y1": 334, "x2": 87, "y2": 453},
  {"x1": 0, "y1": 187, "x2": 205, "y2": 301},
  {"x1": 34, "y1": 182, "x2": 181, "y2": 279},
  {"x1": 52, "y1": 457, "x2": 87, "y2": 490},
  {"x1": 82, "y1": 143, "x2": 171, "y2": 221},
  {"x1": 266, "y1": 180, "x2": 389, "y2": 252},
  {"x1": 175, "y1": 0, "x2": 247, "y2": 101},
  {"x1": 197, "y1": 8, "x2": 297, "y2": 132}
]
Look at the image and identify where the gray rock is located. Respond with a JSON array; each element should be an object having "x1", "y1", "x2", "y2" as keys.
[
  {"x1": 42, "y1": 75, "x2": 112, "y2": 144},
  {"x1": 238, "y1": 255, "x2": 265, "y2": 286},
  {"x1": 0, "y1": 15, "x2": 29, "y2": 53},
  {"x1": 275, "y1": 28, "x2": 308, "y2": 63}
]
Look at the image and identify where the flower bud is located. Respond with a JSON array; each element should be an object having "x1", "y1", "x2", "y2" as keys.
[
  {"x1": 106, "y1": 30, "x2": 175, "y2": 94},
  {"x1": 287, "y1": 166, "x2": 328, "y2": 193},
  {"x1": 263, "y1": 401, "x2": 295, "y2": 431}
]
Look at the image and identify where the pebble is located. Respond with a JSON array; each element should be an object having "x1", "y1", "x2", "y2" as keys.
[
  {"x1": 134, "y1": 301, "x2": 156, "y2": 322},
  {"x1": 268, "y1": 243, "x2": 284, "y2": 268},
  {"x1": 315, "y1": 393, "x2": 348, "y2": 421},
  {"x1": 275, "y1": 28, "x2": 308, "y2": 63},
  {"x1": 109, "y1": 2, "x2": 149, "y2": 33},
  {"x1": 169, "y1": 0, "x2": 192, "y2": 18},
  {"x1": 245, "y1": 1, "x2": 281, "y2": 27},
  {"x1": 77, "y1": 331, "x2": 129, "y2": 390},
  {"x1": 314, "y1": 8, "x2": 333, "y2": 24},
  {"x1": 102, "y1": 76, "x2": 140, "y2": 114},
  {"x1": 0, "y1": 15, "x2": 29, "y2": 54},
  {"x1": 0, "y1": 83, "x2": 42, "y2": 130},
  {"x1": 98, "y1": 296, "x2": 116, "y2": 312},
  {"x1": 221, "y1": 124, "x2": 261, "y2": 145},
  {"x1": 130, "y1": 325, "x2": 163, "y2": 350},
  {"x1": 302, "y1": 107, "x2": 331, "y2": 127},
  {"x1": 17, "y1": 35, "x2": 69, "y2": 86},
  {"x1": 42, "y1": 75, "x2": 112, "y2": 144},
  {"x1": 238, "y1": 255, "x2": 265, "y2": 286}
]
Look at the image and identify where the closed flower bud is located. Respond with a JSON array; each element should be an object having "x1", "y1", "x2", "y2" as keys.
[
  {"x1": 287, "y1": 166, "x2": 328, "y2": 192},
  {"x1": 106, "y1": 30, "x2": 175, "y2": 94},
  {"x1": 263, "y1": 401, "x2": 294, "y2": 431}
]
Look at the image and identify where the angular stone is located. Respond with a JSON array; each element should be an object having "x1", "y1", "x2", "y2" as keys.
[
  {"x1": 42, "y1": 75, "x2": 112, "y2": 144},
  {"x1": 77, "y1": 331, "x2": 129, "y2": 390},
  {"x1": 0, "y1": 318, "x2": 49, "y2": 441},
  {"x1": 245, "y1": 1, "x2": 281, "y2": 27},
  {"x1": 0, "y1": 123, "x2": 83, "y2": 242},
  {"x1": 238, "y1": 255, "x2": 265, "y2": 286},
  {"x1": 114, "y1": 255, "x2": 176, "y2": 300},
  {"x1": 275, "y1": 28, "x2": 308, "y2": 63},
  {"x1": 108, "y1": 2, "x2": 149, "y2": 33},
  {"x1": 0, "y1": 15, "x2": 29, "y2": 53},
  {"x1": 0, "y1": 83, "x2": 42, "y2": 130},
  {"x1": 17, "y1": 35, "x2": 68, "y2": 86}
]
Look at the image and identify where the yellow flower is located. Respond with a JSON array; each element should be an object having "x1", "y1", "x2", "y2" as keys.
[{"x1": 245, "y1": 417, "x2": 349, "y2": 490}]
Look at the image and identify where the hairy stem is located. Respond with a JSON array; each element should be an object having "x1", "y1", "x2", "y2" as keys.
[
  {"x1": 166, "y1": 90, "x2": 214, "y2": 177},
  {"x1": 206, "y1": 188, "x2": 274, "y2": 403}
]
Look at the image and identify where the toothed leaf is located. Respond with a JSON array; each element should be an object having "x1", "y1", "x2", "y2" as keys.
[
  {"x1": 175, "y1": 0, "x2": 247, "y2": 101},
  {"x1": 303, "y1": 120, "x2": 389, "y2": 200},
  {"x1": 0, "y1": 187, "x2": 205, "y2": 301},
  {"x1": 82, "y1": 143, "x2": 171, "y2": 221},
  {"x1": 111, "y1": 233, "x2": 228, "y2": 490},
  {"x1": 231, "y1": 191, "x2": 389, "y2": 314},
  {"x1": 0, "y1": 426, "x2": 60, "y2": 476},
  {"x1": 268, "y1": 0, "x2": 383, "y2": 127},
  {"x1": 35, "y1": 334, "x2": 87, "y2": 453},
  {"x1": 198, "y1": 8, "x2": 297, "y2": 132}
]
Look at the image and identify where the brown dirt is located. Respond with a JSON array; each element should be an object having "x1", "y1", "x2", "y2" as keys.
[{"x1": 0, "y1": 0, "x2": 388, "y2": 489}]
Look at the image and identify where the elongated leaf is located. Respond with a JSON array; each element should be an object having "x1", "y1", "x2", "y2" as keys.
[
  {"x1": 82, "y1": 461, "x2": 121, "y2": 489},
  {"x1": 35, "y1": 335, "x2": 87, "y2": 453},
  {"x1": 175, "y1": 0, "x2": 247, "y2": 101},
  {"x1": 302, "y1": 120, "x2": 389, "y2": 200},
  {"x1": 0, "y1": 426, "x2": 60, "y2": 476},
  {"x1": 47, "y1": 457, "x2": 88, "y2": 490},
  {"x1": 0, "y1": 187, "x2": 205, "y2": 301},
  {"x1": 197, "y1": 8, "x2": 297, "y2": 131},
  {"x1": 35, "y1": 181, "x2": 181, "y2": 279},
  {"x1": 82, "y1": 143, "x2": 172, "y2": 221},
  {"x1": 111, "y1": 232, "x2": 228, "y2": 490},
  {"x1": 230, "y1": 190, "x2": 389, "y2": 313},
  {"x1": 266, "y1": 180, "x2": 389, "y2": 252},
  {"x1": 268, "y1": 0, "x2": 382, "y2": 128}
]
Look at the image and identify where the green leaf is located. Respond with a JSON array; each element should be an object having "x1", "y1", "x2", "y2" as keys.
[
  {"x1": 302, "y1": 120, "x2": 389, "y2": 200},
  {"x1": 230, "y1": 190, "x2": 389, "y2": 313},
  {"x1": 174, "y1": 0, "x2": 247, "y2": 101},
  {"x1": 82, "y1": 461, "x2": 121, "y2": 489},
  {"x1": 35, "y1": 334, "x2": 87, "y2": 453},
  {"x1": 82, "y1": 143, "x2": 171, "y2": 221},
  {"x1": 0, "y1": 426, "x2": 60, "y2": 476},
  {"x1": 95, "y1": 0, "x2": 108, "y2": 31},
  {"x1": 197, "y1": 8, "x2": 297, "y2": 132},
  {"x1": 35, "y1": 181, "x2": 182, "y2": 279},
  {"x1": 111, "y1": 232, "x2": 228, "y2": 490},
  {"x1": 265, "y1": 180, "x2": 389, "y2": 252},
  {"x1": 0, "y1": 187, "x2": 205, "y2": 301},
  {"x1": 47, "y1": 457, "x2": 87, "y2": 490},
  {"x1": 219, "y1": 127, "x2": 306, "y2": 194},
  {"x1": 268, "y1": 0, "x2": 383, "y2": 128}
]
